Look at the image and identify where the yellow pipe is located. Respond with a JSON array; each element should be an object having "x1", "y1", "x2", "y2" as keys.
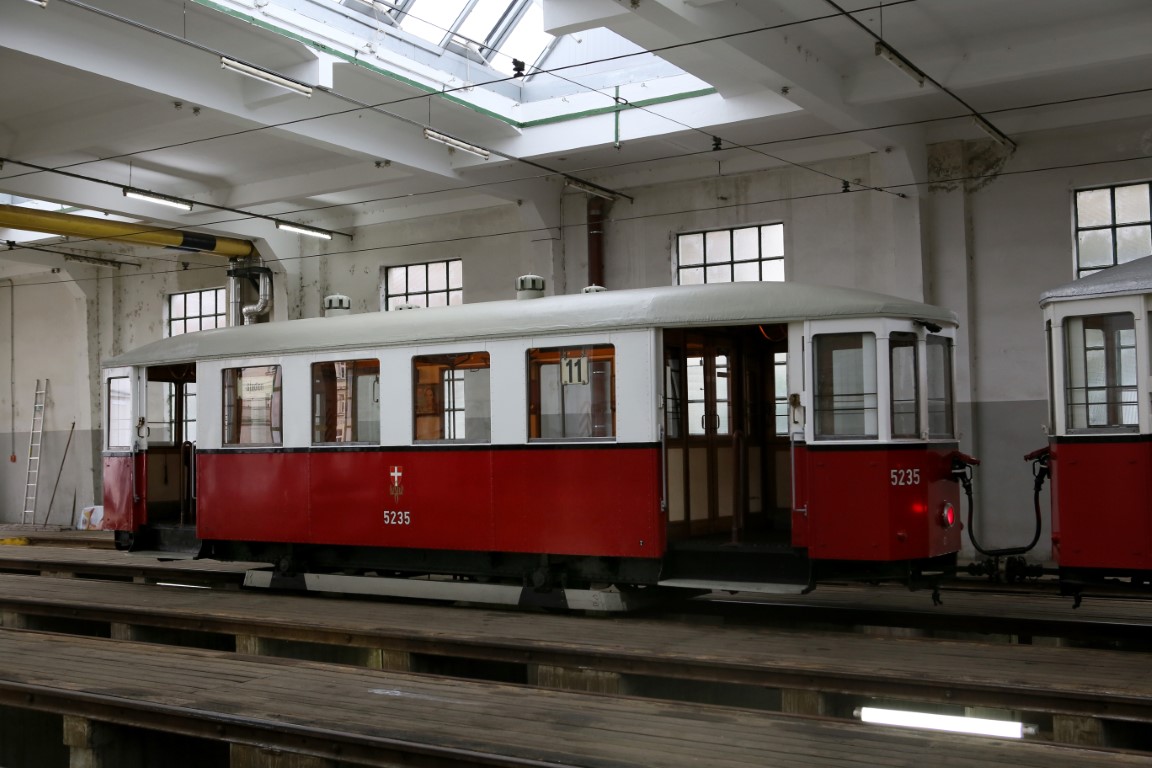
[{"x1": 0, "y1": 204, "x2": 254, "y2": 258}]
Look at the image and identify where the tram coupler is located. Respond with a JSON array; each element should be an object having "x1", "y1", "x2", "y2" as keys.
[{"x1": 1003, "y1": 555, "x2": 1045, "y2": 583}]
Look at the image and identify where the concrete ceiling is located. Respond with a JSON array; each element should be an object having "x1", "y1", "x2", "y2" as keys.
[{"x1": 1, "y1": 0, "x2": 1150, "y2": 272}]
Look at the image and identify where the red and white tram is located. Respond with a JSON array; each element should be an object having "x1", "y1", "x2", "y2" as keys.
[
  {"x1": 101, "y1": 279, "x2": 967, "y2": 605},
  {"x1": 1038, "y1": 256, "x2": 1152, "y2": 592}
]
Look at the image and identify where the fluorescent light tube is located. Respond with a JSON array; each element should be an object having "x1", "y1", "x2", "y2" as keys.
[
  {"x1": 565, "y1": 178, "x2": 619, "y2": 201},
  {"x1": 973, "y1": 115, "x2": 1017, "y2": 150},
  {"x1": 875, "y1": 42, "x2": 925, "y2": 86},
  {"x1": 859, "y1": 707, "x2": 1027, "y2": 739},
  {"x1": 123, "y1": 187, "x2": 193, "y2": 212},
  {"x1": 276, "y1": 221, "x2": 333, "y2": 240},
  {"x1": 221, "y1": 57, "x2": 312, "y2": 97},
  {"x1": 422, "y1": 128, "x2": 491, "y2": 160}
]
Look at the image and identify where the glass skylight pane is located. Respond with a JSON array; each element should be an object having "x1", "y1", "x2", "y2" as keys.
[
  {"x1": 455, "y1": 0, "x2": 507, "y2": 48},
  {"x1": 492, "y1": 3, "x2": 552, "y2": 75},
  {"x1": 400, "y1": 0, "x2": 469, "y2": 45}
]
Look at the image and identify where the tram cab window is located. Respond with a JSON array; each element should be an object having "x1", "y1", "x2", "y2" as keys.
[
  {"x1": 412, "y1": 353, "x2": 490, "y2": 442},
  {"x1": 312, "y1": 359, "x2": 381, "y2": 444},
  {"x1": 107, "y1": 377, "x2": 132, "y2": 449},
  {"x1": 528, "y1": 345, "x2": 615, "y2": 439},
  {"x1": 890, "y1": 332, "x2": 920, "y2": 438},
  {"x1": 146, "y1": 381, "x2": 176, "y2": 445},
  {"x1": 1065, "y1": 313, "x2": 1137, "y2": 430},
  {"x1": 222, "y1": 365, "x2": 282, "y2": 445},
  {"x1": 813, "y1": 333, "x2": 877, "y2": 440},
  {"x1": 927, "y1": 336, "x2": 955, "y2": 438}
]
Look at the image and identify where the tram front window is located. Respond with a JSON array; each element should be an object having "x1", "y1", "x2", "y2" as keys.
[
  {"x1": 813, "y1": 333, "x2": 878, "y2": 440},
  {"x1": 1065, "y1": 313, "x2": 1137, "y2": 430}
]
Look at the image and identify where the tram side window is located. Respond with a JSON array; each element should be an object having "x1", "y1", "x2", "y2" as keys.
[
  {"x1": 312, "y1": 359, "x2": 380, "y2": 444},
  {"x1": 222, "y1": 366, "x2": 282, "y2": 445},
  {"x1": 926, "y1": 336, "x2": 955, "y2": 438},
  {"x1": 890, "y1": 332, "x2": 920, "y2": 439},
  {"x1": 107, "y1": 377, "x2": 132, "y2": 449},
  {"x1": 813, "y1": 333, "x2": 877, "y2": 440},
  {"x1": 412, "y1": 353, "x2": 491, "y2": 442},
  {"x1": 1065, "y1": 313, "x2": 1137, "y2": 430},
  {"x1": 528, "y1": 345, "x2": 615, "y2": 439}
]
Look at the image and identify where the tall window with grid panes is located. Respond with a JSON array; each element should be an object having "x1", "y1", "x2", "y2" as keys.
[
  {"x1": 382, "y1": 259, "x2": 463, "y2": 310},
  {"x1": 1074, "y1": 182, "x2": 1152, "y2": 279}
]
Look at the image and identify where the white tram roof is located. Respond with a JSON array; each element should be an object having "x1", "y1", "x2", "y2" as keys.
[
  {"x1": 103, "y1": 281, "x2": 957, "y2": 368},
  {"x1": 1041, "y1": 255, "x2": 1152, "y2": 306}
]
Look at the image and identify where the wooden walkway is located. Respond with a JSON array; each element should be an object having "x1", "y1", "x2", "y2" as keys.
[
  {"x1": 1, "y1": 572, "x2": 1151, "y2": 748},
  {"x1": 0, "y1": 544, "x2": 253, "y2": 586},
  {"x1": 0, "y1": 627, "x2": 1149, "y2": 768}
]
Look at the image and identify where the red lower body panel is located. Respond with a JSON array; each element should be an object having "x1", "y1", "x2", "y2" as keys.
[
  {"x1": 195, "y1": 446, "x2": 665, "y2": 559},
  {"x1": 1050, "y1": 437, "x2": 1152, "y2": 570},
  {"x1": 101, "y1": 453, "x2": 145, "y2": 531},
  {"x1": 793, "y1": 443, "x2": 962, "y2": 561}
]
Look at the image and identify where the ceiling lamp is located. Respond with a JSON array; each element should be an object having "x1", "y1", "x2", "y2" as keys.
[
  {"x1": 221, "y1": 57, "x2": 312, "y2": 97},
  {"x1": 123, "y1": 187, "x2": 194, "y2": 212},
  {"x1": 275, "y1": 221, "x2": 333, "y2": 240},
  {"x1": 565, "y1": 178, "x2": 619, "y2": 201},
  {"x1": 423, "y1": 128, "x2": 491, "y2": 160},
  {"x1": 874, "y1": 42, "x2": 925, "y2": 86}
]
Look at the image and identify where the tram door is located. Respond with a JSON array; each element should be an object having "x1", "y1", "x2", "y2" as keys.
[
  {"x1": 665, "y1": 332, "x2": 739, "y2": 536},
  {"x1": 143, "y1": 364, "x2": 198, "y2": 529}
]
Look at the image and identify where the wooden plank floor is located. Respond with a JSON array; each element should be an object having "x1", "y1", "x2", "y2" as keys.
[
  {"x1": 0, "y1": 544, "x2": 255, "y2": 584},
  {"x1": 708, "y1": 582, "x2": 1152, "y2": 641},
  {"x1": 2, "y1": 573, "x2": 1152, "y2": 725},
  {"x1": 0, "y1": 627, "x2": 1149, "y2": 768}
]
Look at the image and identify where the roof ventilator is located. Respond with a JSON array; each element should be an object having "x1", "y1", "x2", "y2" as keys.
[
  {"x1": 323, "y1": 294, "x2": 351, "y2": 317},
  {"x1": 516, "y1": 274, "x2": 545, "y2": 300},
  {"x1": 582, "y1": 285, "x2": 607, "y2": 294}
]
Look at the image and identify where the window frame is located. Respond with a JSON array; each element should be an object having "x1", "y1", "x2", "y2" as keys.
[
  {"x1": 222, "y1": 365, "x2": 283, "y2": 446},
  {"x1": 412, "y1": 351, "x2": 492, "y2": 443},
  {"x1": 168, "y1": 287, "x2": 227, "y2": 337},
  {"x1": 675, "y1": 224, "x2": 784, "y2": 286},
  {"x1": 1063, "y1": 312, "x2": 1139, "y2": 432},
  {"x1": 311, "y1": 358, "x2": 382, "y2": 445},
  {"x1": 812, "y1": 332, "x2": 878, "y2": 441},
  {"x1": 1074, "y1": 182, "x2": 1152, "y2": 279},
  {"x1": 527, "y1": 344, "x2": 616, "y2": 441},
  {"x1": 382, "y1": 258, "x2": 463, "y2": 310}
]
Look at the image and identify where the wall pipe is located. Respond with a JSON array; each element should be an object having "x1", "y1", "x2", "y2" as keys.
[
  {"x1": 587, "y1": 197, "x2": 609, "y2": 289},
  {"x1": 1, "y1": 278, "x2": 12, "y2": 463},
  {"x1": 0, "y1": 204, "x2": 254, "y2": 258}
]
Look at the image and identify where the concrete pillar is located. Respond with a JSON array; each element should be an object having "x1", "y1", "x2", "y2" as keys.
[
  {"x1": 528, "y1": 664, "x2": 622, "y2": 694},
  {"x1": 780, "y1": 689, "x2": 827, "y2": 716},
  {"x1": 1053, "y1": 715, "x2": 1105, "y2": 746},
  {"x1": 64, "y1": 716, "x2": 145, "y2": 768},
  {"x1": 230, "y1": 745, "x2": 334, "y2": 768}
]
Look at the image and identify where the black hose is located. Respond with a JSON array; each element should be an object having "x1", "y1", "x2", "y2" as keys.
[{"x1": 960, "y1": 453, "x2": 1044, "y2": 557}]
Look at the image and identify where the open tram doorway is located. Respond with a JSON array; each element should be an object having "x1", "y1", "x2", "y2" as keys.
[
  {"x1": 662, "y1": 326, "x2": 803, "y2": 585},
  {"x1": 141, "y1": 363, "x2": 199, "y2": 548}
]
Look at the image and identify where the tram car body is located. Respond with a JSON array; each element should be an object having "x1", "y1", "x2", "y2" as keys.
[
  {"x1": 101, "y1": 280, "x2": 963, "y2": 595},
  {"x1": 1040, "y1": 256, "x2": 1152, "y2": 586}
]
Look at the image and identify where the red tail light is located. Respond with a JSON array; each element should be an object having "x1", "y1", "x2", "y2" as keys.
[{"x1": 940, "y1": 502, "x2": 956, "y2": 528}]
